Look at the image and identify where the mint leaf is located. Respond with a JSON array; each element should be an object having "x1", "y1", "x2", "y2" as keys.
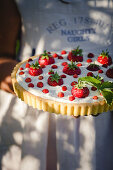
[
  {"x1": 100, "y1": 81, "x2": 113, "y2": 90},
  {"x1": 101, "y1": 89, "x2": 113, "y2": 105}
]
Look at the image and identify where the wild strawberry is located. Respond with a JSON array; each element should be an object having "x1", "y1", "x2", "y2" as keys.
[
  {"x1": 39, "y1": 50, "x2": 55, "y2": 66},
  {"x1": 28, "y1": 58, "x2": 33, "y2": 62},
  {"x1": 48, "y1": 72, "x2": 63, "y2": 86},
  {"x1": 73, "y1": 74, "x2": 78, "y2": 78},
  {"x1": 77, "y1": 63, "x2": 82, "y2": 67},
  {"x1": 53, "y1": 53, "x2": 58, "y2": 58},
  {"x1": 62, "y1": 62, "x2": 68, "y2": 66},
  {"x1": 25, "y1": 78, "x2": 31, "y2": 83},
  {"x1": 98, "y1": 69, "x2": 103, "y2": 73},
  {"x1": 20, "y1": 67, "x2": 24, "y2": 70},
  {"x1": 87, "y1": 72, "x2": 93, "y2": 77},
  {"x1": 62, "y1": 86, "x2": 67, "y2": 91},
  {"x1": 67, "y1": 46, "x2": 83, "y2": 62},
  {"x1": 93, "y1": 96, "x2": 98, "y2": 100},
  {"x1": 58, "y1": 92, "x2": 64, "y2": 97},
  {"x1": 60, "y1": 74, "x2": 66, "y2": 78},
  {"x1": 91, "y1": 86, "x2": 97, "y2": 91},
  {"x1": 71, "y1": 83, "x2": 89, "y2": 98},
  {"x1": 26, "y1": 63, "x2": 30, "y2": 68},
  {"x1": 48, "y1": 69, "x2": 54, "y2": 75},
  {"x1": 106, "y1": 67, "x2": 113, "y2": 78},
  {"x1": 87, "y1": 64, "x2": 100, "y2": 71},
  {"x1": 19, "y1": 71, "x2": 24, "y2": 75},
  {"x1": 58, "y1": 56, "x2": 64, "y2": 59},
  {"x1": 28, "y1": 83, "x2": 34, "y2": 87},
  {"x1": 51, "y1": 65, "x2": 58, "y2": 69},
  {"x1": 71, "y1": 81, "x2": 78, "y2": 86},
  {"x1": 61, "y1": 50, "x2": 67, "y2": 55},
  {"x1": 87, "y1": 53, "x2": 94, "y2": 58},
  {"x1": 38, "y1": 75, "x2": 43, "y2": 80},
  {"x1": 69, "y1": 95, "x2": 75, "y2": 101},
  {"x1": 42, "y1": 89, "x2": 49, "y2": 93},
  {"x1": 97, "y1": 49, "x2": 112, "y2": 66},
  {"x1": 63, "y1": 61, "x2": 81, "y2": 75},
  {"x1": 29, "y1": 61, "x2": 43, "y2": 76},
  {"x1": 87, "y1": 59, "x2": 92, "y2": 63},
  {"x1": 37, "y1": 82, "x2": 43, "y2": 88}
]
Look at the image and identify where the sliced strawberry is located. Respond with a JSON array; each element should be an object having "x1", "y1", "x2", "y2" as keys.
[
  {"x1": 25, "y1": 78, "x2": 31, "y2": 83},
  {"x1": 19, "y1": 71, "x2": 24, "y2": 75},
  {"x1": 62, "y1": 86, "x2": 67, "y2": 91},
  {"x1": 53, "y1": 53, "x2": 58, "y2": 58},
  {"x1": 63, "y1": 61, "x2": 81, "y2": 75},
  {"x1": 87, "y1": 64, "x2": 100, "y2": 71},
  {"x1": 29, "y1": 61, "x2": 43, "y2": 76},
  {"x1": 20, "y1": 67, "x2": 24, "y2": 70},
  {"x1": 61, "y1": 50, "x2": 67, "y2": 55},
  {"x1": 93, "y1": 96, "x2": 98, "y2": 100},
  {"x1": 38, "y1": 75, "x2": 43, "y2": 80},
  {"x1": 60, "y1": 74, "x2": 66, "y2": 78},
  {"x1": 26, "y1": 63, "x2": 30, "y2": 68},
  {"x1": 51, "y1": 65, "x2": 58, "y2": 69},
  {"x1": 87, "y1": 72, "x2": 93, "y2": 77},
  {"x1": 58, "y1": 92, "x2": 64, "y2": 97},
  {"x1": 71, "y1": 85, "x2": 89, "y2": 98},
  {"x1": 87, "y1": 53, "x2": 94, "y2": 58},
  {"x1": 67, "y1": 46, "x2": 83, "y2": 62},
  {"x1": 28, "y1": 83, "x2": 34, "y2": 87},
  {"x1": 106, "y1": 67, "x2": 113, "y2": 78},
  {"x1": 42, "y1": 89, "x2": 49, "y2": 93},
  {"x1": 73, "y1": 74, "x2": 78, "y2": 78},
  {"x1": 58, "y1": 56, "x2": 64, "y2": 59},
  {"x1": 48, "y1": 72, "x2": 63, "y2": 86},
  {"x1": 37, "y1": 82, "x2": 43, "y2": 88},
  {"x1": 62, "y1": 62, "x2": 68, "y2": 66},
  {"x1": 39, "y1": 50, "x2": 55, "y2": 66},
  {"x1": 87, "y1": 59, "x2": 92, "y2": 63},
  {"x1": 71, "y1": 81, "x2": 78, "y2": 86},
  {"x1": 97, "y1": 49, "x2": 112, "y2": 66},
  {"x1": 77, "y1": 63, "x2": 82, "y2": 67},
  {"x1": 69, "y1": 95, "x2": 75, "y2": 101},
  {"x1": 98, "y1": 69, "x2": 103, "y2": 73},
  {"x1": 91, "y1": 86, "x2": 97, "y2": 91}
]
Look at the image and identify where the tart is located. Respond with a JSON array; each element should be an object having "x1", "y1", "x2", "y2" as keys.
[{"x1": 11, "y1": 48, "x2": 113, "y2": 116}]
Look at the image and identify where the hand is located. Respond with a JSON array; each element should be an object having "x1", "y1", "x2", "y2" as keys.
[{"x1": 0, "y1": 58, "x2": 18, "y2": 94}]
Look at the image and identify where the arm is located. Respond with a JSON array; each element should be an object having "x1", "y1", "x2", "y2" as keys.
[{"x1": 0, "y1": 0, "x2": 21, "y2": 94}]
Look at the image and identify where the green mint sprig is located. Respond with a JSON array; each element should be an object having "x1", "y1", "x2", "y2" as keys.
[
  {"x1": 78, "y1": 76, "x2": 113, "y2": 105},
  {"x1": 30, "y1": 61, "x2": 40, "y2": 69}
]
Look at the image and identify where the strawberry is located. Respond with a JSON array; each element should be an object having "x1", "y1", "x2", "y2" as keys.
[
  {"x1": 69, "y1": 95, "x2": 75, "y2": 101},
  {"x1": 37, "y1": 82, "x2": 43, "y2": 88},
  {"x1": 28, "y1": 83, "x2": 34, "y2": 87},
  {"x1": 38, "y1": 75, "x2": 43, "y2": 80},
  {"x1": 87, "y1": 63, "x2": 100, "y2": 71},
  {"x1": 61, "y1": 50, "x2": 67, "y2": 55},
  {"x1": 25, "y1": 78, "x2": 31, "y2": 83},
  {"x1": 51, "y1": 65, "x2": 58, "y2": 69},
  {"x1": 71, "y1": 81, "x2": 78, "y2": 86},
  {"x1": 60, "y1": 74, "x2": 66, "y2": 78},
  {"x1": 58, "y1": 92, "x2": 64, "y2": 97},
  {"x1": 48, "y1": 72, "x2": 63, "y2": 86},
  {"x1": 26, "y1": 63, "x2": 30, "y2": 68},
  {"x1": 62, "y1": 62, "x2": 68, "y2": 66},
  {"x1": 71, "y1": 82, "x2": 89, "y2": 98},
  {"x1": 77, "y1": 63, "x2": 82, "y2": 67},
  {"x1": 63, "y1": 61, "x2": 81, "y2": 75},
  {"x1": 29, "y1": 61, "x2": 43, "y2": 76},
  {"x1": 19, "y1": 71, "x2": 24, "y2": 75},
  {"x1": 97, "y1": 49, "x2": 112, "y2": 66},
  {"x1": 53, "y1": 53, "x2": 58, "y2": 58},
  {"x1": 87, "y1": 53, "x2": 94, "y2": 58},
  {"x1": 20, "y1": 67, "x2": 24, "y2": 70},
  {"x1": 93, "y1": 96, "x2": 98, "y2": 100},
  {"x1": 91, "y1": 86, "x2": 97, "y2": 91},
  {"x1": 87, "y1": 59, "x2": 92, "y2": 63},
  {"x1": 98, "y1": 69, "x2": 103, "y2": 73},
  {"x1": 42, "y1": 89, "x2": 49, "y2": 93},
  {"x1": 87, "y1": 72, "x2": 93, "y2": 77},
  {"x1": 73, "y1": 74, "x2": 78, "y2": 78},
  {"x1": 62, "y1": 86, "x2": 67, "y2": 91},
  {"x1": 67, "y1": 46, "x2": 83, "y2": 62},
  {"x1": 58, "y1": 56, "x2": 64, "y2": 59},
  {"x1": 39, "y1": 50, "x2": 55, "y2": 66},
  {"x1": 106, "y1": 67, "x2": 113, "y2": 78}
]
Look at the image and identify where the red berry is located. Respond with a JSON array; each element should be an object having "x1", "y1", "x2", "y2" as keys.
[
  {"x1": 62, "y1": 86, "x2": 67, "y2": 91},
  {"x1": 28, "y1": 83, "x2": 34, "y2": 87},
  {"x1": 93, "y1": 96, "x2": 98, "y2": 100},
  {"x1": 38, "y1": 76, "x2": 43, "y2": 80},
  {"x1": 97, "y1": 53, "x2": 112, "y2": 66},
  {"x1": 71, "y1": 81, "x2": 78, "y2": 86},
  {"x1": 28, "y1": 58, "x2": 33, "y2": 62},
  {"x1": 87, "y1": 64, "x2": 100, "y2": 71},
  {"x1": 40, "y1": 65, "x2": 46, "y2": 68},
  {"x1": 25, "y1": 78, "x2": 31, "y2": 83},
  {"x1": 58, "y1": 92, "x2": 64, "y2": 97},
  {"x1": 62, "y1": 62, "x2": 68, "y2": 66},
  {"x1": 19, "y1": 71, "x2": 24, "y2": 75},
  {"x1": 48, "y1": 75, "x2": 63, "y2": 86},
  {"x1": 39, "y1": 55, "x2": 55, "y2": 66},
  {"x1": 29, "y1": 67, "x2": 43, "y2": 76},
  {"x1": 61, "y1": 50, "x2": 66, "y2": 55},
  {"x1": 60, "y1": 74, "x2": 66, "y2": 78},
  {"x1": 71, "y1": 86, "x2": 89, "y2": 98},
  {"x1": 102, "y1": 64, "x2": 108, "y2": 68},
  {"x1": 98, "y1": 69, "x2": 103, "y2": 73},
  {"x1": 51, "y1": 65, "x2": 58, "y2": 69},
  {"x1": 48, "y1": 71, "x2": 54, "y2": 75},
  {"x1": 87, "y1": 53, "x2": 94, "y2": 58},
  {"x1": 106, "y1": 67, "x2": 113, "y2": 78},
  {"x1": 58, "y1": 56, "x2": 64, "y2": 59},
  {"x1": 20, "y1": 67, "x2": 24, "y2": 70},
  {"x1": 63, "y1": 65, "x2": 81, "y2": 75},
  {"x1": 53, "y1": 53, "x2": 58, "y2": 58},
  {"x1": 42, "y1": 89, "x2": 49, "y2": 93},
  {"x1": 37, "y1": 82, "x2": 43, "y2": 88},
  {"x1": 77, "y1": 63, "x2": 82, "y2": 67},
  {"x1": 87, "y1": 72, "x2": 93, "y2": 77},
  {"x1": 26, "y1": 63, "x2": 30, "y2": 68},
  {"x1": 73, "y1": 74, "x2": 78, "y2": 78},
  {"x1": 87, "y1": 59, "x2": 92, "y2": 63},
  {"x1": 69, "y1": 95, "x2": 75, "y2": 101},
  {"x1": 91, "y1": 86, "x2": 97, "y2": 91}
]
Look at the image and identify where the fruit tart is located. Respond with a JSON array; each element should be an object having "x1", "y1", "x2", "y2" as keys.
[{"x1": 11, "y1": 48, "x2": 113, "y2": 116}]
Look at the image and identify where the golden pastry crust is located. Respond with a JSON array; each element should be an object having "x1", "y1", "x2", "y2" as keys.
[{"x1": 11, "y1": 57, "x2": 113, "y2": 116}]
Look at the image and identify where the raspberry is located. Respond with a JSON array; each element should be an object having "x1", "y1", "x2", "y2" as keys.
[
  {"x1": 20, "y1": 67, "x2": 24, "y2": 70},
  {"x1": 61, "y1": 50, "x2": 66, "y2": 55},
  {"x1": 37, "y1": 82, "x2": 43, "y2": 88},
  {"x1": 71, "y1": 81, "x2": 78, "y2": 86},
  {"x1": 91, "y1": 86, "x2": 97, "y2": 91},
  {"x1": 77, "y1": 63, "x2": 82, "y2": 67},
  {"x1": 28, "y1": 83, "x2": 34, "y2": 87},
  {"x1": 87, "y1": 53, "x2": 94, "y2": 58},
  {"x1": 53, "y1": 53, "x2": 58, "y2": 58},
  {"x1": 98, "y1": 69, "x2": 103, "y2": 73},
  {"x1": 87, "y1": 59, "x2": 92, "y2": 63},
  {"x1": 58, "y1": 92, "x2": 64, "y2": 97},
  {"x1": 51, "y1": 65, "x2": 58, "y2": 69},
  {"x1": 73, "y1": 74, "x2": 78, "y2": 78},
  {"x1": 69, "y1": 95, "x2": 75, "y2": 101},
  {"x1": 38, "y1": 76, "x2": 43, "y2": 80},
  {"x1": 25, "y1": 78, "x2": 31, "y2": 83},
  {"x1": 62, "y1": 86, "x2": 67, "y2": 91},
  {"x1": 60, "y1": 74, "x2": 66, "y2": 78},
  {"x1": 19, "y1": 71, "x2": 24, "y2": 75},
  {"x1": 26, "y1": 63, "x2": 30, "y2": 68},
  {"x1": 87, "y1": 72, "x2": 93, "y2": 77},
  {"x1": 62, "y1": 62, "x2": 68, "y2": 66},
  {"x1": 58, "y1": 56, "x2": 64, "y2": 59},
  {"x1": 93, "y1": 96, "x2": 98, "y2": 100},
  {"x1": 28, "y1": 58, "x2": 33, "y2": 62},
  {"x1": 42, "y1": 89, "x2": 49, "y2": 93}
]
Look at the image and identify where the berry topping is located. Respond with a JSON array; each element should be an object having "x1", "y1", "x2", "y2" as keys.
[
  {"x1": 48, "y1": 69, "x2": 54, "y2": 75},
  {"x1": 38, "y1": 75, "x2": 43, "y2": 80},
  {"x1": 93, "y1": 96, "x2": 98, "y2": 100},
  {"x1": 42, "y1": 89, "x2": 49, "y2": 93},
  {"x1": 62, "y1": 62, "x2": 68, "y2": 66},
  {"x1": 69, "y1": 95, "x2": 75, "y2": 101},
  {"x1": 87, "y1": 72, "x2": 93, "y2": 77},
  {"x1": 97, "y1": 49, "x2": 112, "y2": 66},
  {"x1": 62, "y1": 86, "x2": 67, "y2": 91},
  {"x1": 61, "y1": 50, "x2": 67, "y2": 55},
  {"x1": 28, "y1": 58, "x2": 33, "y2": 62},
  {"x1": 71, "y1": 81, "x2": 78, "y2": 86},
  {"x1": 26, "y1": 63, "x2": 30, "y2": 68},
  {"x1": 58, "y1": 92, "x2": 64, "y2": 97},
  {"x1": 37, "y1": 82, "x2": 43, "y2": 88},
  {"x1": 29, "y1": 61, "x2": 43, "y2": 76},
  {"x1": 73, "y1": 74, "x2": 78, "y2": 78},
  {"x1": 39, "y1": 50, "x2": 55, "y2": 65},
  {"x1": 87, "y1": 59, "x2": 92, "y2": 63},
  {"x1": 87, "y1": 53, "x2": 94, "y2": 58},
  {"x1": 63, "y1": 61, "x2": 81, "y2": 75},
  {"x1": 91, "y1": 86, "x2": 97, "y2": 91},
  {"x1": 28, "y1": 83, "x2": 34, "y2": 87},
  {"x1": 67, "y1": 46, "x2": 83, "y2": 62},
  {"x1": 60, "y1": 74, "x2": 66, "y2": 78},
  {"x1": 19, "y1": 71, "x2": 24, "y2": 75},
  {"x1": 48, "y1": 72, "x2": 63, "y2": 86},
  {"x1": 25, "y1": 78, "x2": 31, "y2": 83},
  {"x1": 53, "y1": 53, "x2": 58, "y2": 58},
  {"x1": 51, "y1": 65, "x2": 58, "y2": 69},
  {"x1": 106, "y1": 67, "x2": 113, "y2": 78},
  {"x1": 87, "y1": 63, "x2": 100, "y2": 71},
  {"x1": 20, "y1": 67, "x2": 24, "y2": 70},
  {"x1": 77, "y1": 63, "x2": 82, "y2": 67},
  {"x1": 98, "y1": 69, "x2": 103, "y2": 73}
]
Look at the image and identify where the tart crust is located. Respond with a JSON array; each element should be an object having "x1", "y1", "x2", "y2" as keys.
[{"x1": 11, "y1": 57, "x2": 113, "y2": 116}]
